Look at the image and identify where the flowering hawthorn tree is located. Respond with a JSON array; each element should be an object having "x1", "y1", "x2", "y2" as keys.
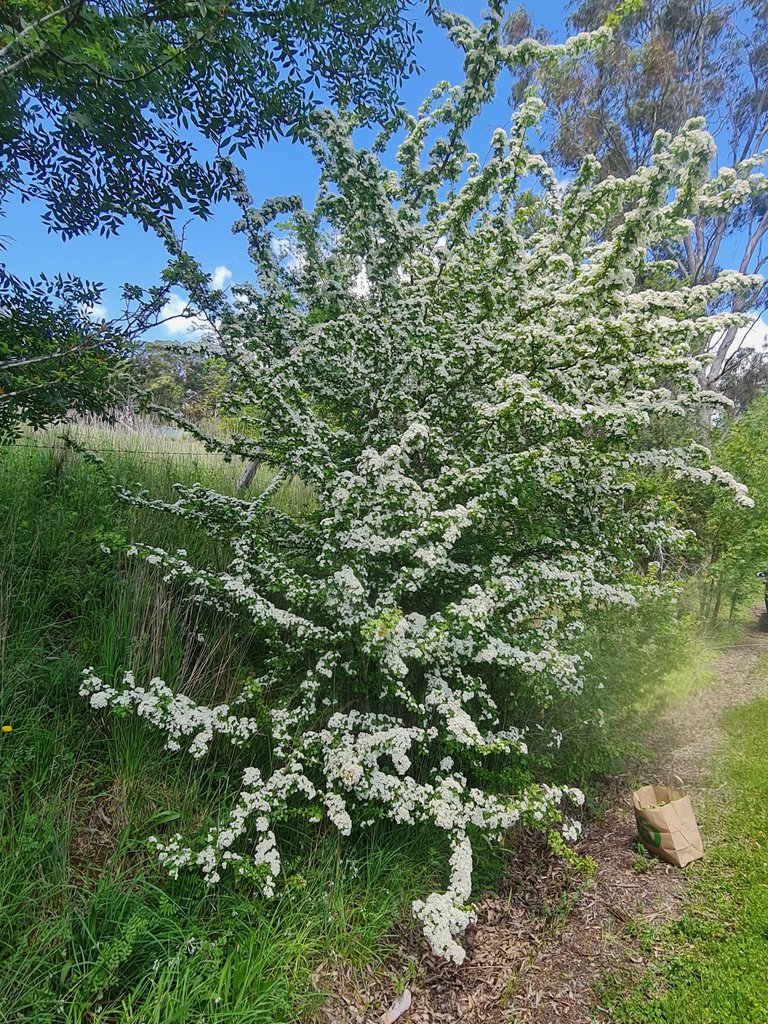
[{"x1": 81, "y1": 5, "x2": 760, "y2": 962}]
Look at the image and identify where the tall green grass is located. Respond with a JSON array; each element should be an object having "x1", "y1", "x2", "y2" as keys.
[{"x1": 0, "y1": 431, "x2": 439, "y2": 1023}]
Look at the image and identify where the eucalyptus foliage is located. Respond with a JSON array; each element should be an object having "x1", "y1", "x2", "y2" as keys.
[{"x1": 82, "y1": 6, "x2": 760, "y2": 962}]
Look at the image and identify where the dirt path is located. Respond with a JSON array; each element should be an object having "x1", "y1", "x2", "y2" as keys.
[
  {"x1": 657, "y1": 611, "x2": 768, "y2": 789},
  {"x1": 500, "y1": 609, "x2": 768, "y2": 1024},
  {"x1": 315, "y1": 610, "x2": 768, "y2": 1024}
]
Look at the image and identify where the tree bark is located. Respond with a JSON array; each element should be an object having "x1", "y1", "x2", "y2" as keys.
[{"x1": 237, "y1": 460, "x2": 259, "y2": 491}]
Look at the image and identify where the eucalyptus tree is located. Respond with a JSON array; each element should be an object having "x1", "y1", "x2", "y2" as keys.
[{"x1": 505, "y1": 0, "x2": 768, "y2": 395}]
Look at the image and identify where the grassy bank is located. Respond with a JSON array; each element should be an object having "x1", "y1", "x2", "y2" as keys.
[
  {"x1": 0, "y1": 432, "x2": 445, "y2": 1023},
  {"x1": 605, "y1": 683, "x2": 768, "y2": 1023}
]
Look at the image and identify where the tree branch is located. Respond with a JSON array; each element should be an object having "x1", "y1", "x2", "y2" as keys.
[
  {"x1": 0, "y1": 1, "x2": 84, "y2": 78},
  {"x1": 0, "y1": 2, "x2": 80, "y2": 62},
  {"x1": 0, "y1": 336, "x2": 112, "y2": 373}
]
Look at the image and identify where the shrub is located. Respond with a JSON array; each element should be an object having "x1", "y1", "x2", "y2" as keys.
[
  {"x1": 81, "y1": 4, "x2": 760, "y2": 962},
  {"x1": 692, "y1": 395, "x2": 768, "y2": 622}
]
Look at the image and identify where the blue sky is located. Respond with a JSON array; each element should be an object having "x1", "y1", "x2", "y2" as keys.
[
  {"x1": 3, "y1": 0, "x2": 765, "y2": 346},
  {"x1": 2, "y1": 1, "x2": 569, "y2": 333}
]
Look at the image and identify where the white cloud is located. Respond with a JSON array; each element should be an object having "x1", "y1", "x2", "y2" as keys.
[
  {"x1": 711, "y1": 315, "x2": 768, "y2": 361},
  {"x1": 351, "y1": 265, "x2": 370, "y2": 298},
  {"x1": 159, "y1": 293, "x2": 213, "y2": 338},
  {"x1": 159, "y1": 265, "x2": 231, "y2": 337},
  {"x1": 271, "y1": 236, "x2": 306, "y2": 273},
  {"x1": 83, "y1": 301, "x2": 108, "y2": 322},
  {"x1": 211, "y1": 265, "x2": 232, "y2": 291},
  {"x1": 736, "y1": 315, "x2": 768, "y2": 350}
]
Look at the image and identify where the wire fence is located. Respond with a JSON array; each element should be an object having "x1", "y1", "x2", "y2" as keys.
[{"x1": 6, "y1": 440, "x2": 235, "y2": 460}]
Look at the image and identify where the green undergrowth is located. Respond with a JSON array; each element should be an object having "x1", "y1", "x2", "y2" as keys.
[
  {"x1": 0, "y1": 435, "x2": 440, "y2": 1022},
  {"x1": 540, "y1": 597, "x2": 704, "y2": 801},
  {"x1": 0, "y1": 431, "x2": 704, "y2": 1021},
  {"x1": 604, "y1": 696, "x2": 768, "y2": 1023}
]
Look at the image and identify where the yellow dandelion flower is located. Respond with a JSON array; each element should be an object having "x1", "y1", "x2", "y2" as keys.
[{"x1": 1, "y1": 725, "x2": 12, "y2": 733}]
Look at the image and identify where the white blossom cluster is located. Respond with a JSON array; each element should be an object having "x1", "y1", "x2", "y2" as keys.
[
  {"x1": 80, "y1": 668, "x2": 260, "y2": 757},
  {"x1": 82, "y1": 1, "x2": 762, "y2": 962}
]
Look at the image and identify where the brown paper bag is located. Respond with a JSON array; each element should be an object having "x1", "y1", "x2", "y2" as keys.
[{"x1": 632, "y1": 784, "x2": 704, "y2": 867}]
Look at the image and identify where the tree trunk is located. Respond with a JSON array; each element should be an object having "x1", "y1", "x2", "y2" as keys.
[{"x1": 709, "y1": 587, "x2": 723, "y2": 626}]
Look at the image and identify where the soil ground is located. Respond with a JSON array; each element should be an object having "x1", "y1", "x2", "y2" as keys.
[{"x1": 314, "y1": 609, "x2": 768, "y2": 1024}]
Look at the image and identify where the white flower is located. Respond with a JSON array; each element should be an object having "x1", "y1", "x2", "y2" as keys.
[{"x1": 562, "y1": 819, "x2": 582, "y2": 843}]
